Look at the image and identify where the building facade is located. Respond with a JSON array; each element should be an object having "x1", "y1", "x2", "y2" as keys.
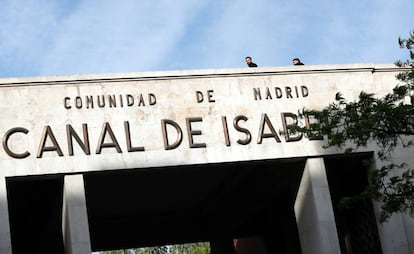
[{"x1": 0, "y1": 64, "x2": 413, "y2": 253}]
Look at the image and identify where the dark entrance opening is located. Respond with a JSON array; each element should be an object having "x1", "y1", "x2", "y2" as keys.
[
  {"x1": 6, "y1": 175, "x2": 65, "y2": 254},
  {"x1": 84, "y1": 158, "x2": 306, "y2": 253},
  {"x1": 325, "y1": 153, "x2": 382, "y2": 254},
  {"x1": 5, "y1": 157, "x2": 307, "y2": 254}
]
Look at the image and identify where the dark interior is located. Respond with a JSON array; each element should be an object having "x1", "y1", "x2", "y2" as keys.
[
  {"x1": 6, "y1": 175, "x2": 65, "y2": 254},
  {"x1": 84, "y1": 158, "x2": 306, "y2": 253},
  {"x1": 6, "y1": 157, "x2": 306, "y2": 254},
  {"x1": 325, "y1": 153, "x2": 382, "y2": 254},
  {"x1": 6, "y1": 154, "x2": 382, "y2": 254}
]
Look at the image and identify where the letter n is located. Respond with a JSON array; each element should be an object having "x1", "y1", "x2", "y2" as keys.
[{"x1": 67, "y1": 124, "x2": 90, "y2": 155}]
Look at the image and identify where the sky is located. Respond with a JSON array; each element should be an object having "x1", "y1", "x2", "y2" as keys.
[{"x1": 0, "y1": 0, "x2": 413, "y2": 79}]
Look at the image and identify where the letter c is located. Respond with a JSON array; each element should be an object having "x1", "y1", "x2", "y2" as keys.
[
  {"x1": 3, "y1": 127, "x2": 30, "y2": 159},
  {"x1": 64, "y1": 97, "x2": 71, "y2": 109}
]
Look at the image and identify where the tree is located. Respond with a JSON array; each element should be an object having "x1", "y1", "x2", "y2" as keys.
[
  {"x1": 296, "y1": 30, "x2": 414, "y2": 222},
  {"x1": 168, "y1": 242, "x2": 210, "y2": 254},
  {"x1": 100, "y1": 242, "x2": 210, "y2": 254}
]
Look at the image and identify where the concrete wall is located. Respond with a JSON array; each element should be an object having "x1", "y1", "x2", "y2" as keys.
[{"x1": 0, "y1": 64, "x2": 407, "y2": 178}]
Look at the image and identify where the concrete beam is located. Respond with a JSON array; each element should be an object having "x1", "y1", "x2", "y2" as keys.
[
  {"x1": 62, "y1": 174, "x2": 91, "y2": 254},
  {"x1": 294, "y1": 157, "x2": 341, "y2": 254}
]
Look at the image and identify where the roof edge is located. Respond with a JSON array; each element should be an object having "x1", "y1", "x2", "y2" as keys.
[{"x1": 0, "y1": 63, "x2": 409, "y2": 87}]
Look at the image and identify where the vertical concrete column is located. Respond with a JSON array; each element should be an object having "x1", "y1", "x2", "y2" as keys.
[
  {"x1": 0, "y1": 177, "x2": 12, "y2": 254},
  {"x1": 374, "y1": 205, "x2": 411, "y2": 254},
  {"x1": 62, "y1": 174, "x2": 92, "y2": 254},
  {"x1": 294, "y1": 157, "x2": 341, "y2": 254},
  {"x1": 403, "y1": 214, "x2": 414, "y2": 253},
  {"x1": 371, "y1": 155, "x2": 412, "y2": 254}
]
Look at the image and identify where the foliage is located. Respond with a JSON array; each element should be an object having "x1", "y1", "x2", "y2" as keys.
[
  {"x1": 168, "y1": 242, "x2": 210, "y2": 254},
  {"x1": 100, "y1": 242, "x2": 210, "y2": 254},
  {"x1": 297, "y1": 30, "x2": 414, "y2": 222}
]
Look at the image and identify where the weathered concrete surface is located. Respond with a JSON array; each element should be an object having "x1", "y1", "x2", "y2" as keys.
[
  {"x1": 0, "y1": 64, "x2": 408, "y2": 178},
  {"x1": 295, "y1": 157, "x2": 341, "y2": 254},
  {"x1": 0, "y1": 177, "x2": 12, "y2": 254},
  {"x1": 62, "y1": 174, "x2": 91, "y2": 254}
]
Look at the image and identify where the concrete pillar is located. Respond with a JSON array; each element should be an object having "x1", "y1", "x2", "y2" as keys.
[
  {"x1": 0, "y1": 177, "x2": 12, "y2": 254},
  {"x1": 404, "y1": 214, "x2": 414, "y2": 253},
  {"x1": 62, "y1": 174, "x2": 92, "y2": 254},
  {"x1": 370, "y1": 154, "x2": 412, "y2": 254},
  {"x1": 373, "y1": 206, "x2": 414, "y2": 254},
  {"x1": 294, "y1": 157, "x2": 341, "y2": 254},
  {"x1": 374, "y1": 209, "x2": 411, "y2": 254}
]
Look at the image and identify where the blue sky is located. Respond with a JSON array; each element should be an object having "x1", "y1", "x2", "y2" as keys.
[{"x1": 0, "y1": 0, "x2": 413, "y2": 78}]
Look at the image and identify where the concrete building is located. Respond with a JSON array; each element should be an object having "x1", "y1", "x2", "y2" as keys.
[{"x1": 0, "y1": 64, "x2": 413, "y2": 253}]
